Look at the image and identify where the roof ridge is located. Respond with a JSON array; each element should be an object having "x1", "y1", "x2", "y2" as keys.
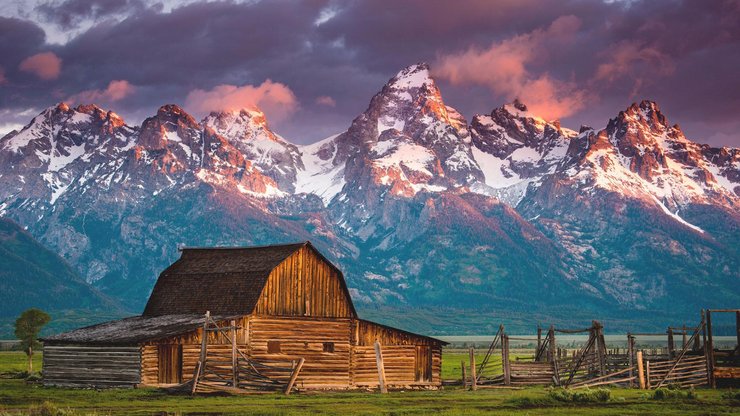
[{"x1": 179, "y1": 241, "x2": 309, "y2": 251}]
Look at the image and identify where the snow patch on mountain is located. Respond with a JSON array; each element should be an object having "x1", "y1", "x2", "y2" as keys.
[
  {"x1": 296, "y1": 134, "x2": 346, "y2": 204},
  {"x1": 471, "y1": 146, "x2": 523, "y2": 188},
  {"x1": 652, "y1": 196, "x2": 704, "y2": 233},
  {"x1": 47, "y1": 143, "x2": 87, "y2": 172}
]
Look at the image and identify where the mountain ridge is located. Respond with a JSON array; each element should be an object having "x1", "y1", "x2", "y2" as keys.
[{"x1": 1, "y1": 63, "x2": 738, "y2": 332}]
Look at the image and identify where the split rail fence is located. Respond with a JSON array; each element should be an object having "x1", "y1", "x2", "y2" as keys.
[
  {"x1": 462, "y1": 313, "x2": 724, "y2": 390},
  {"x1": 171, "y1": 312, "x2": 305, "y2": 395}
]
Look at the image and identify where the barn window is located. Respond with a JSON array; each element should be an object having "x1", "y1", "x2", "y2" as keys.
[
  {"x1": 267, "y1": 340, "x2": 281, "y2": 353},
  {"x1": 323, "y1": 342, "x2": 335, "y2": 353}
]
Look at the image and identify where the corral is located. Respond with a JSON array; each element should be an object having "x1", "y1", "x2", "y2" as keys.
[{"x1": 464, "y1": 309, "x2": 739, "y2": 390}]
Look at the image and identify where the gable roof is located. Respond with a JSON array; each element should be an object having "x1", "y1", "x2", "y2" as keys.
[{"x1": 142, "y1": 241, "x2": 356, "y2": 317}]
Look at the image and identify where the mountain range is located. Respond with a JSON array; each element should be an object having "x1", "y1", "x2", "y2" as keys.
[{"x1": 1, "y1": 63, "x2": 738, "y2": 334}]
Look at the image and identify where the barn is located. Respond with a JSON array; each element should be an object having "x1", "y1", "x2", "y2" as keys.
[{"x1": 41, "y1": 242, "x2": 445, "y2": 390}]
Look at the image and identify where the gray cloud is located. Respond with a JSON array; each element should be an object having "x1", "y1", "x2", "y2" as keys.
[{"x1": 0, "y1": 0, "x2": 738, "y2": 146}]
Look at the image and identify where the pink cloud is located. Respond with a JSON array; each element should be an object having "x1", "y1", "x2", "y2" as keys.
[
  {"x1": 434, "y1": 15, "x2": 587, "y2": 119},
  {"x1": 185, "y1": 79, "x2": 298, "y2": 120},
  {"x1": 0, "y1": 67, "x2": 6, "y2": 85},
  {"x1": 315, "y1": 95, "x2": 336, "y2": 107},
  {"x1": 68, "y1": 80, "x2": 135, "y2": 104},
  {"x1": 593, "y1": 41, "x2": 674, "y2": 97},
  {"x1": 19, "y1": 52, "x2": 62, "y2": 80}
]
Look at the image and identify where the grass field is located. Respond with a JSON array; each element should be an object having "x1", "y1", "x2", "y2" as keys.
[{"x1": 0, "y1": 351, "x2": 738, "y2": 415}]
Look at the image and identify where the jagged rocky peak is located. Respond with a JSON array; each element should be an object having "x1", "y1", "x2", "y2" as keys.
[
  {"x1": 202, "y1": 106, "x2": 302, "y2": 193},
  {"x1": 368, "y1": 62, "x2": 466, "y2": 136},
  {"x1": 551, "y1": 99, "x2": 740, "y2": 214},
  {"x1": 387, "y1": 62, "x2": 435, "y2": 91},
  {"x1": 0, "y1": 102, "x2": 134, "y2": 155},
  {"x1": 74, "y1": 104, "x2": 127, "y2": 128},
  {"x1": 155, "y1": 104, "x2": 199, "y2": 127},
  {"x1": 606, "y1": 100, "x2": 689, "y2": 147},
  {"x1": 202, "y1": 107, "x2": 277, "y2": 143},
  {"x1": 333, "y1": 62, "x2": 481, "y2": 198},
  {"x1": 471, "y1": 99, "x2": 576, "y2": 159},
  {"x1": 138, "y1": 104, "x2": 201, "y2": 151},
  {"x1": 467, "y1": 99, "x2": 577, "y2": 206}
]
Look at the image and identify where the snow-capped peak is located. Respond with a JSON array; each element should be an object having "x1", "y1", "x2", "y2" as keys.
[
  {"x1": 469, "y1": 100, "x2": 576, "y2": 205},
  {"x1": 558, "y1": 100, "x2": 740, "y2": 216},
  {"x1": 202, "y1": 107, "x2": 274, "y2": 143},
  {"x1": 202, "y1": 106, "x2": 302, "y2": 192},
  {"x1": 388, "y1": 63, "x2": 433, "y2": 90}
]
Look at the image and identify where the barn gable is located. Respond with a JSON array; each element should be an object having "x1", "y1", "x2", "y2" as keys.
[
  {"x1": 142, "y1": 242, "x2": 356, "y2": 318},
  {"x1": 254, "y1": 243, "x2": 356, "y2": 318}
]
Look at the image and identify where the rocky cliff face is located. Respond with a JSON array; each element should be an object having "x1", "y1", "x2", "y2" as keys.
[
  {"x1": 1, "y1": 63, "x2": 738, "y2": 329},
  {"x1": 469, "y1": 99, "x2": 578, "y2": 205}
]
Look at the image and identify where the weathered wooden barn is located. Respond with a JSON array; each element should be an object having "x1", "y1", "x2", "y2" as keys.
[{"x1": 41, "y1": 242, "x2": 445, "y2": 390}]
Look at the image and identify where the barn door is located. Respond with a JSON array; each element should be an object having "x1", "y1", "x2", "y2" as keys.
[
  {"x1": 415, "y1": 346, "x2": 432, "y2": 383},
  {"x1": 157, "y1": 344, "x2": 182, "y2": 384}
]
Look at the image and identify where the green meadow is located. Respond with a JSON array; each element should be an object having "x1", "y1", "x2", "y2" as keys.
[{"x1": 0, "y1": 351, "x2": 737, "y2": 415}]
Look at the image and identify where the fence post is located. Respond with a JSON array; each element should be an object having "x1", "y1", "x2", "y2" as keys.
[
  {"x1": 374, "y1": 341, "x2": 388, "y2": 393},
  {"x1": 645, "y1": 360, "x2": 651, "y2": 389},
  {"x1": 736, "y1": 311, "x2": 740, "y2": 355},
  {"x1": 502, "y1": 335, "x2": 511, "y2": 386},
  {"x1": 230, "y1": 319, "x2": 237, "y2": 388},
  {"x1": 667, "y1": 328, "x2": 675, "y2": 359},
  {"x1": 469, "y1": 347, "x2": 477, "y2": 391},
  {"x1": 593, "y1": 321, "x2": 606, "y2": 377},
  {"x1": 548, "y1": 326, "x2": 556, "y2": 364},
  {"x1": 461, "y1": 361, "x2": 467, "y2": 388},
  {"x1": 636, "y1": 351, "x2": 645, "y2": 389},
  {"x1": 706, "y1": 311, "x2": 715, "y2": 388},
  {"x1": 536, "y1": 326, "x2": 542, "y2": 361},
  {"x1": 627, "y1": 333, "x2": 634, "y2": 388},
  {"x1": 284, "y1": 358, "x2": 305, "y2": 395}
]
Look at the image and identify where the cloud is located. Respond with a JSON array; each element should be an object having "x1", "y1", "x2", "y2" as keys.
[
  {"x1": 19, "y1": 52, "x2": 62, "y2": 80},
  {"x1": 0, "y1": 67, "x2": 6, "y2": 85},
  {"x1": 434, "y1": 15, "x2": 586, "y2": 119},
  {"x1": 185, "y1": 80, "x2": 298, "y2": 120},
  {"x1": 35, "y1": 0, "x2": 147, "y2": 29},
  {"x1": 315, "y1": 95, "x2": 336, "y2": 107},
  {"x1": 1, "y1": 1, "x2": 739, "y2": 146},
  {"x1": 593, "y1": 41, "x2": 675, "y2": 97},
  {"x1": 68, "y1": 80, "x2": 135, "y2": 104}
]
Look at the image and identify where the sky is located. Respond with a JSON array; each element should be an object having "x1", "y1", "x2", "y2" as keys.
[{"x1": 0, "y1": 0, "x2": 738, "y2": 147}]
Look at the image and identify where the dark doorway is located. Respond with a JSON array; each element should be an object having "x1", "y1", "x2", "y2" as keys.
[
  {"x1": 157, "y1": 344, "x2": 182, "y2": 384},
  {"x1": 415, "y1": 346, "x2": 432, "y2": 382}
]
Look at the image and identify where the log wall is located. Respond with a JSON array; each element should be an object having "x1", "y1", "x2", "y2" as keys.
[
  {"x1": 43, "y1": 344, "x2": 141, "y2": 387},
  {"x1": 254, "y1": 245, "x2": 354, "y2": 318},
  {"x1": 249, "y1": 316, "x2": 352, "y2": 389},
  {"x1": 137, "y1": 315, "x2": 443, "y2": 389},
  {"x1": 355, "y1": 319, "x2": 438, "y2": 346}
]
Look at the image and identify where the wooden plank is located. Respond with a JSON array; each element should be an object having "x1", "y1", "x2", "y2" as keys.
[
  {"x1": 502, "y1": 335, "x2": 511, "y2": 386},
  {"x1": 469, "y1": 347, "x2": 477, "y2": 391},
  {"x1": 636, "y1": 351, "x2": 645, "y2": 389},
  {"x1": 374, "y1": 341, "x2": 388, "y2": 393},
  {"x1": 231, "y1": 319, "x2": 238, "y2": 387},
  {"x1": 706, "y1": 310, "x2": 715, "y2": 388},
  {"x1": 284, "y1": 358, "x2": 305, "y2": 395},
  {"x1": 461, "y1": 361, "x2": 467, "y2": 388}
]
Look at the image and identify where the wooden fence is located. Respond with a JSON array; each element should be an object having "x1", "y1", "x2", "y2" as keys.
[{"x1": 464, "y1": 317, "x2": 715, "y2": 390}]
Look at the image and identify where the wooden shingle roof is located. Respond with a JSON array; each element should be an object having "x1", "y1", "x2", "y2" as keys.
[
  {"x1": 41, "y1": 314, "x2": 240, "y2": 345},
  {"x1": 142, "y1": 241, "x2": 355, "y2": 316}
]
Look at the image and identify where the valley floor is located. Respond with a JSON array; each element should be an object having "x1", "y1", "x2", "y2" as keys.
[{"x1": 0, "y1": 352, "x2": 737, "y2": 415}]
